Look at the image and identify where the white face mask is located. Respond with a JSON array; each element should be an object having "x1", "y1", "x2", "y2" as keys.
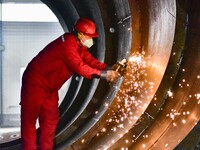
[{"x1": 82, "y1": 38, "x2": 94, "y2": 48}]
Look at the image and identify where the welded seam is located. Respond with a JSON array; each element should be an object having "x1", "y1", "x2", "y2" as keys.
[{"x1": 117, "y1": 15, "x2": 131, "y2": 24}]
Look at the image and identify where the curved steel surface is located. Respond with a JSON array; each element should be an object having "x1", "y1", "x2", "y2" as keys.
[{"x1": 0, "y1": 0, "x2": 200, "y2": 150}]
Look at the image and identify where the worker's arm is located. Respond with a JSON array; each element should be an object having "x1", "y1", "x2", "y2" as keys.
[{"x1": 81, "y1": 46, "x2": 107, "y2": 70}]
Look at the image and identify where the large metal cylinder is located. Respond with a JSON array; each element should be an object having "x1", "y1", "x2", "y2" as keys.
[{"x1": 0, "y1": 0, "x2": 200, "y2": 149}]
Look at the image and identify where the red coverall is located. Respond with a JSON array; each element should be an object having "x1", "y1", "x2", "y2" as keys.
[{"x1": 20, "y1": 33, "x2": 106, "y2": 150}]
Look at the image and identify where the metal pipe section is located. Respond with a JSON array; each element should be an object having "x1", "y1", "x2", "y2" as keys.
[
  {"x1": 0, "y1": 0, "x2": 200, "y2": 149},
  {"x1": 71, "y1": 0, "x2": 176, "y2": 149}
]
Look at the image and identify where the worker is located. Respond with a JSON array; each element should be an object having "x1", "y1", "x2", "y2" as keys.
[{"x1": 20, "y1": 18, "x2": 119, "y2": 150}]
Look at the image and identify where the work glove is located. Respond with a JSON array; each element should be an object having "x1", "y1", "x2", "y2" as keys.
[{"x1": 101, "y1": 70, "x2": 120, "y2": 83}]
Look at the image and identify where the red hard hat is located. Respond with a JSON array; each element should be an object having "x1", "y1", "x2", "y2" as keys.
[{"x1": 74, "y1": 18, "x2": 98, "y2": 37}]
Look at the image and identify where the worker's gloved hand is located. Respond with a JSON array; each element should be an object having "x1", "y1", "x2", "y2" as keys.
[{"x1": 106, "y1": 70, "x2": 120, "y2": 83}]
